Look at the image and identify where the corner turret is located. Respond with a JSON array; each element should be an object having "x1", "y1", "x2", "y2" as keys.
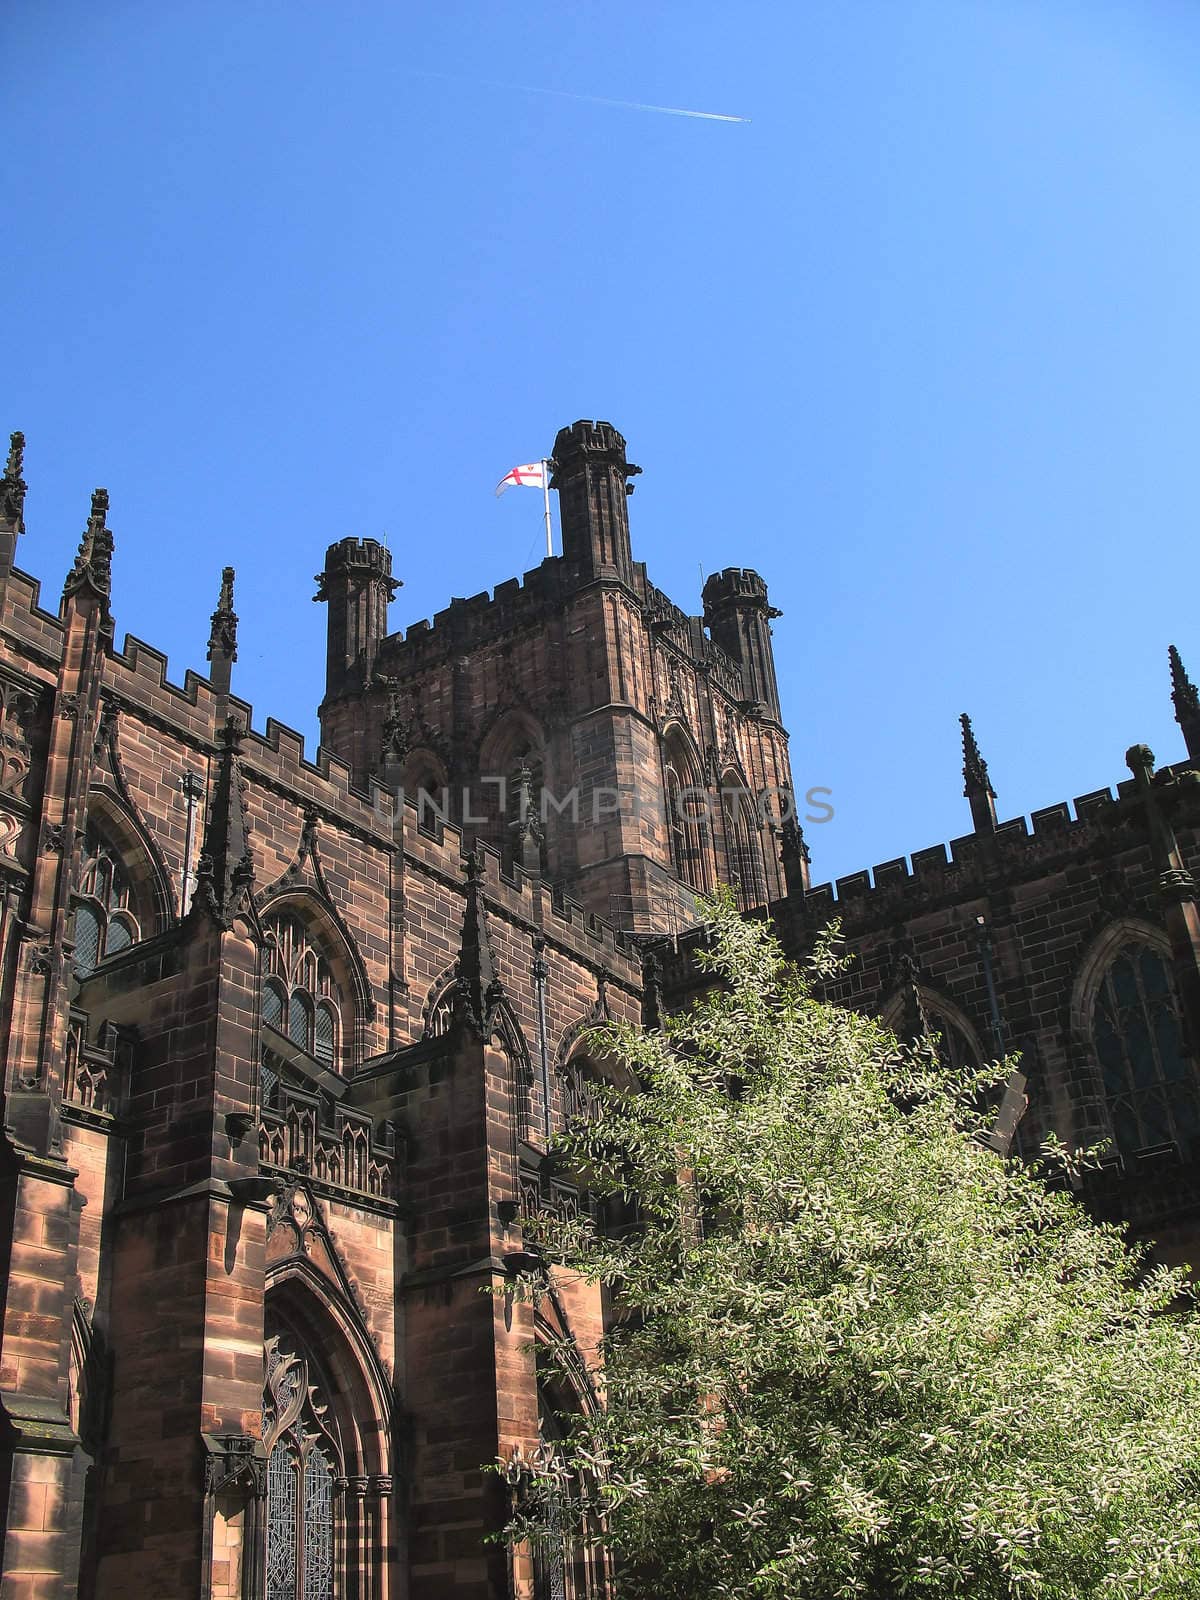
[
  {"x1": 550, "y1": 420, "x2": 641, "y2": 588},
  {"x1": 702, "y1": 568, "x2": 782, "y2": 721},
  {"x1": 314, "y1": 538, "x2": 399, "y2": 705}
]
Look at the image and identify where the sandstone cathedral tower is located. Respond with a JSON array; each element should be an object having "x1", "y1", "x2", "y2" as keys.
[{"x1": 0, "y1": 422, "x2": 1196, "y2": 1598}]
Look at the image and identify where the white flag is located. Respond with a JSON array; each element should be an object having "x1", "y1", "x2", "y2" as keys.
[{"x1": 495, "y1": 461, "x2": 547, "y2": 497}]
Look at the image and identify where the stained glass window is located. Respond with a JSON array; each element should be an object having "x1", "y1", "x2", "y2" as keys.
[
  {"x1": 73, "y1": 905, "x2": 102, "y2": 977},
  {"x1": 263, "y1": 979, "x2": 285, "y2": 1031},
  {"x1": 1093, "y1": 944, "x2": 1198, "y2": 1157},
  {"x1": 926, "y1": 1010, "x2": 978, "y2": 1074},
  {"x1": 313, "y1": 1005, "x2": 335, "y2": 1067}
]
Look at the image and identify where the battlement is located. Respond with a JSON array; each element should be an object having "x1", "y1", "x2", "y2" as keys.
[
  {"x1": 378, "y1": 557, "x2": 568, "y2": 670},
  {"x1": 794, "y1": 770, "x2": 1200, "y2": 925},
  {"x1": 104, "y1": 633, "x2": 395, "y2": 832},
  {"x1": 552, "y1": 418, "x2": 629, "y2": 464},
  {"x1": 702, "y1": 567, "x2": 771, "y2": 610},
  {"x1": 316, "y1": 537, "x2": 397, "y2": 587}
]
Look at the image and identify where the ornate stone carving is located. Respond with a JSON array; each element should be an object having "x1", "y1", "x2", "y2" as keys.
[
  {"x1": 203, "y1": 1431, "x2": 267, "y2": 1497},
  {"x1": 664, "y1": 662, "x2": 685, "y2": 721},
  {"x1": 0, "y1": 809, "x2": 22, "y2": 861},
  {"x1": 0, "y1": 680, "x2": 38, "y2": 800},
  {"x1": 719, "y1": 704, "x2": 740, "y2": 771},
  {"x1": 1, "y1": 433, "x2": 26, "y2": 532}
]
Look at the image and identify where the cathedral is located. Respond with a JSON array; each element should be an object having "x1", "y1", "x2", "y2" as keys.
[{"x1": 0, "y1": 417, "x2": 1196, "y2": 1599}]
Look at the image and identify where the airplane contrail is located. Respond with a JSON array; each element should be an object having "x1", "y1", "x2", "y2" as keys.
[{"x1": 412, "y1": 68, "x2": 750, "y2": 124}]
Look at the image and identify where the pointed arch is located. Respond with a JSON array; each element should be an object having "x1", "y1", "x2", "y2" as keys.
[
  {"x1": 400, "y1": 747, "x2": 450, "y2": 830},
  {"x1": 555, "y1": 1031, "x2": 638, "y2": 1129},
  {"x1": 84, "y1": 785, "x2": 176, "y2": 931},
  {"x1": 1069, "y1": 917, "x2": 1172, "y2": 1042},
  {"x1": 422, "y1": 964, "x2": 459, "y2": 1038},
  {"x1": 263, "y1": 1264, "x2": 395, "y2": 1600},
  {"x1": 478, "y1": 708, "x2": 549, "y2": 861},
  {"x1": 718, "y1": 765, "x2": 766, "y2": 911},
  {"x1": 1070, "y1": 918, "x2": 1198, "y2": 1159},
  {"x1": 660, "y1": 722, "x2": 711, "y2": 892},
  {"x1": 258, "y1": 888, "x2": 375, "y2": 1069},
  {"x1": 880, "y1": 984, "x2": 986, "y2": 1070},
  {"x1": 488, "y1": 996, "x2": 535, "y2": 1142},
  {"x1": 264, "y1": 1262, "x2": 394, "y2": 1479},
  {"x1": 478, "y1": 703, "x2": 546, "y2": 767},
  {"x1": 73, "y1": 792, "x2": 175, "y2": 978}
]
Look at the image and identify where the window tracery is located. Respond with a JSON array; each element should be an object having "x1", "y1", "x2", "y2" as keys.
[
  {"x1": 72, "y1": 824, "x2": 141, "y2": 977},
  {"x1": 1092, "y1": 943, "x2": 1197, "y2": 1157},
  {"x1": 263, "y1": 1334, "x2": 338, "y2": 1600},
  {"x1": 925, "y1": 1008, "x2": 980, "y2": 1074},
  {"x1": 262, "y1": 915, "x2": 342, "y2": 1068},
  {"x1": 720, "y1": 782, "x2": 766, "y2": 910},
  {"x1": 527, "y1": 1377, "x2": 607, "y2": 1600},
  {"x1": 662, "y1": 732, "x2": 708, "y2": 892}
]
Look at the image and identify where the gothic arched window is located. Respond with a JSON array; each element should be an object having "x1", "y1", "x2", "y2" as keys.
[
  {"x1": 400, "y1": 749, "x2": 450, "y2": 833},
  {"x1": 720, "y1": 780, "x2": 766, "y2": 911},
  {"x1": 262, "y1": 915, "x2": 343, "y2": 1069},
  {"x1": 478, "y1": 712, "x2": 547, "y2": 861},
  {"x1": 1092, "y1": 943, "x2": 1197, "y2": 1157},
  {"x1": 925, "y1": 1007, "x2": 980, "y2": 1074},
  {"x1": 72, "y1": 825, "x2": 141, "y2": 977},
  {"x1": 263, "y1": 1334, "x2": 339, "y2": 1600},
  {"x1": 662, "y1": 731, "x2": 708, "y2": 892},
  {"x1": 528, "y1": 1374, "x2": 608, "y2": 1600}
]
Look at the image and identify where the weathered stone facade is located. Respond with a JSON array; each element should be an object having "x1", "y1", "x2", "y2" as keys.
[{"x1": 0, "y1": 419, "x2": 1196, "y2": 1597}]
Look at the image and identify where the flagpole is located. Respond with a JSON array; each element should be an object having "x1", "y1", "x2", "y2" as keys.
[{"x1": 542, "y1": 460, "x2": 553, "y2": 558}]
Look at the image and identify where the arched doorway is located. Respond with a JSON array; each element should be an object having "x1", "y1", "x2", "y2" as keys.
[{"x1": 262, "y1": 1266, "x2": 395, "y2": 1600}]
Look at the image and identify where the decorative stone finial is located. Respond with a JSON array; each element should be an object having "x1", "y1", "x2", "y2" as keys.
[
  {"x1": 1169, "y1": 645, "x2": 1200, "y2": 761},
  {"x1": 960, "y1": 713, "x2": 997, "y2": 833},
  {"x1": 508, "y1": 761, "x2": 544, "y2": 876},
  {"x1": 192, "y1": 717, "x2": 256, "y2": 930},
  {"x1": 896, "y1": 950, "x2": 931, "y2": 1044},
  {"x1": 1, "y1": 432, "x2": 26, "y2": 532},
  {"x1": 453, "y1": 851, "x2": 505, "y2": 1038},
  {"x1": 208, "y1": 566, "x2": 238, "y2": 663},
  {"x1": 62, "y1": 488, "x2": 113, "y2": 610},
  {"x1": 207, "y1": 566, "x2": 238, "y2": 703}
]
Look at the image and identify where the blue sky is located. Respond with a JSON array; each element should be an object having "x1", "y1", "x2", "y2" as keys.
[{"x1": 5, "y1": 0, "x2": 1200, "y2": 886}]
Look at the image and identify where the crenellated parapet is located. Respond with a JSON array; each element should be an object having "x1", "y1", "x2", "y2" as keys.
[{"x1": 778, "y1": 766, "x2": 1200, "y2": 952}]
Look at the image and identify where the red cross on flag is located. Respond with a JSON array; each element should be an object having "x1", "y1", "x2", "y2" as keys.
[{"x1": 494, "y1": 461, "x2": 547, "y2": 497}]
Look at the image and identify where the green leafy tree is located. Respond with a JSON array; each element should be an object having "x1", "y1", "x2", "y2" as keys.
[{"x1": 513, "y1": 894, "x2": 1200, "y2": 1599}]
